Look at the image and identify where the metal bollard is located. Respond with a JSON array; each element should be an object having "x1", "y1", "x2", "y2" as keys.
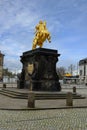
[
  {"x1": 27, "y1": 92, "x2": 35, "y2": 108},
  {"x1": 66, "y1": 92, "x2": 73, "y2": 106}
]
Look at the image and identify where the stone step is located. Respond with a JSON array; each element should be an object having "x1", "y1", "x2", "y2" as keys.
[
  {"x1": 0, "y1": 89, "x2": 85, "y2": 99},
  {"x1": 1, "y1": 89, "x2": 27, "y2": 96}
]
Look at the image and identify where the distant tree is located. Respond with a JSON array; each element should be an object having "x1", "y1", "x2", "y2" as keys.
[
  {"x1": 68, "y1": 64, "x2": 75, "y2": 75},
  {"x1": 3, "y1": 68, "x2": 16, "y2": 77},
  {"x1": 56, "y1": 67, "x2": 66, "y2": 79}
]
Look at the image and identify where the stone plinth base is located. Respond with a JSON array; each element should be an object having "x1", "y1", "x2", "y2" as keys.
[{"x1": 19, "y1": 48, "x2": 61, "y2": 91}]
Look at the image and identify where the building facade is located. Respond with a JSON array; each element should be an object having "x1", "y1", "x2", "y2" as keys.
[
  {"x1": 79, "y1": 58, "x2": 87, "y2": 84},
  {"x1": 0, "y1": 51, "x2": 4, "y2": 81}
]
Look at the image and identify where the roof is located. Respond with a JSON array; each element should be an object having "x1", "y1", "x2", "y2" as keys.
[
  {"x1": 79, "y1": 58, "x2": 87, "y2": 65},
  {"x1": 64, "y1": 73, "x2": 72, "y2": 77}
]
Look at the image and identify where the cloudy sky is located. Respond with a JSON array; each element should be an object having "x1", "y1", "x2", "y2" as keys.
[{"x1": 0, "y1": 0, "x2": 87, "y2": 72}]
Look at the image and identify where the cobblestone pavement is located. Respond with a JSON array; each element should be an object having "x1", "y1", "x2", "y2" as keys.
[
  {"x1": 0, "y1": 85, "x2": 87, "y2": 129},
  {"x1": 0, "y1": 108, "x2": 87, "y2": 130}
]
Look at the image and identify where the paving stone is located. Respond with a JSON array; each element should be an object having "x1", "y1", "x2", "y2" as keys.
[{"x1": 0, "y1": 108, "x2": 87, "y2": 129}]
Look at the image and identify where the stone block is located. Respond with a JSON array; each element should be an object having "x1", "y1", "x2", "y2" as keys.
[
  {"x1": 20, "y1": 48, "x2": 61, "y2": 91},
  {"x1": 66, "y1": 92, "x2": 73, "y2": 106},
  {"x1": 27, "y1": 92, "x2": 35, "y2": 108},
  {"x1": 73, "y1": 86, "x2": 76, "y2": 93}
]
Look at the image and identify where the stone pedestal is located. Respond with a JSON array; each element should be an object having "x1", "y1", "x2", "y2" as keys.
[
  {"x1": 73, "y1": 86, "x2": 76, "y2": 93},
  {"x1": 27, "y1": 92, "x2": 35, "y2": 108},
  {"x1": 20, "y1": 48, "x2": 61, "y2": 91},
  {"x1": 66, "y1": 92, "x2": 73, "y2": 106}
]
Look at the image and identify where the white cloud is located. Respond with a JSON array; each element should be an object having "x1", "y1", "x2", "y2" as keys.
[
  {"x1": 4, "y1": 58, "x2": 22, "y2": 72},
  {"x1": 0, "y1": 0, "x2": 40, "y2": 34}
]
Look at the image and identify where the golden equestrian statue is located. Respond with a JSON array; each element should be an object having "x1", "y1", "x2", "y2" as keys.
[{"x1": 32, "y1": 20, "x2": 51, "y2": 50}]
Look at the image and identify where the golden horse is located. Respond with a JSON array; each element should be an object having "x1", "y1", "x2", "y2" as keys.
[{"x1": 32, "y1": 21, "x2": 51, "y2": 50}]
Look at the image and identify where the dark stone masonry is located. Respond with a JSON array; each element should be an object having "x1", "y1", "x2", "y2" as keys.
[{"x1": 19, "y1": 48, "x2": 61, "y2": 91}]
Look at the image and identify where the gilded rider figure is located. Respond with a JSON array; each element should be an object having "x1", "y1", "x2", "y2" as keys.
[{"x1": 32, "y1": 20, "x2": 51, "y2": 50}]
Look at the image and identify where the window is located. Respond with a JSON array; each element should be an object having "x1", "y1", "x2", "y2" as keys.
[{"x1": 80, "y1": 70, "x2": 82, "y2": 76}]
